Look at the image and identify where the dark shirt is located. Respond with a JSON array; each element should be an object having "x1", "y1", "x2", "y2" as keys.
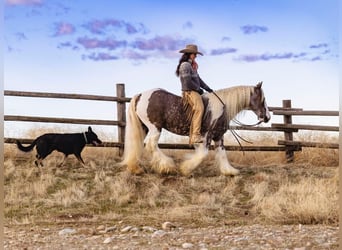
[{"x1": 179, "y1": 60, "x2": 211, "y2": 92}]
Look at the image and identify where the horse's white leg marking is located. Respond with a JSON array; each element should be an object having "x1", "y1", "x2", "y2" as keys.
[
  {"x1": 180, "y1": 143, "x2": 208, "y2": 176},
  {"x1": 144, "y1": 127, "x2": 176, "y2": 174},
  {"x1": 214, "y1": 141, "x2": 239, "y2": 176},
  {"x1": 137, "y1": 90, "x2": 176, "y2": 174},
  {"x1": 178, "y1": 96, "x2": 225, "y2": 176}
]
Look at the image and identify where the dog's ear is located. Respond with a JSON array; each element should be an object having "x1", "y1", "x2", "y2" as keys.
[{"x1": 88, "y1": 126, "x2": 92, "y2": 132}]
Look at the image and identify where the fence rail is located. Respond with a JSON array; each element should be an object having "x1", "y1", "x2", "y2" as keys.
[{"x1": 4, "y1": 84, "x2": 339, "y2": 162}]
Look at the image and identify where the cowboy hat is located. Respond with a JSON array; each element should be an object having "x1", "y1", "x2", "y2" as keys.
[{"x1": 179, "y1": 44, "x2": 203, "y2": 56}]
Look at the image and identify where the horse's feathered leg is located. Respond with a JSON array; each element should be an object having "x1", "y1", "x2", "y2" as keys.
[
  {"x1": 145, "y1": 127, "x2": 176, "y2": 174},
  {"x1": 179, "y1": 142, "x2": 208, "y2": 176},
  {"x1": 214, "y1": 138, "x2": 239, "y2": 176},
  {"x1": 119, "y1": 95, "x2": 146, "y2": 174}
]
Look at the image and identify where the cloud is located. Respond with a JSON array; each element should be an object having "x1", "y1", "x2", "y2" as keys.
[
  {"x1": 309, "y1": 43, "x2": 328, "y2": 49},
  {"x1": 310, "y1": 56, "x2": 322, "y2": 61},
  {"x1": 83, "y1": 52, "x2": 119, "y2": 61},
  {"x1": 5, "y1": 0, "x2": 42, "y2": 5},
  {"x1": 210, "y1": 47, "x2": 237, "y2": 56},
  {"x1": 77, "y1": 36, "x2": 127, "y2": 50},
  {"x1": 7, "y1": 46, "x2": 15, "y2": 52},
  {"x1": 57, "y1": 42, "x2": 79, "y2": 50},
  {"x1": 15, "y1": 32, "x2": 28, "y2": 41},
  {"x1": 131, "y1": 35, "x2": 193, "y2": 52},
  {"x1": 236, "y1": 52, "x2": 307, "y2": 62},
  {"x1": 182, "y1": 21, "x2": 193, "y2": 29},
  {"x1": 54, "y1": 22, "x2": 75, "y2": 36},
  {"x1": 83, "y1": 19, "x2": 147, "y2": 35},
  {"x1": 53, "y1": 3, "x2": 71, "y2": 16},
  {"x1": 121, "y1": 50, "x2": 148, "y2": 60},
  {"x1": 321, "y1": 49, "x2": 330, "y2": 55},
  {"x1": 58, "y1": 33, "x2": 193, "y2": 61},
  {"x1": 221, "y1": 36, "x2": 231, "y2": 42},
  {"x1": 240, "y1": 25, "x2": 268, "y2": 34},
  {"x1": 77, "y1": 35, "x2": 193, "y2": 61}
]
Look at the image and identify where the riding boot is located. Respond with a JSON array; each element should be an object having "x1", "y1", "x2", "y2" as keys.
[{"x1": 191, "y1": 134, "x2": 203, "y2": 144}]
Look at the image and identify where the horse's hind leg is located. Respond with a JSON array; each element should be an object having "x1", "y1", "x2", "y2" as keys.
[
  {"x1": 214, "y1": 139, "x2": 239, "y2": 176},
  {"x1": 144, "y1": 127, "x2": 176, "y2": 174}
]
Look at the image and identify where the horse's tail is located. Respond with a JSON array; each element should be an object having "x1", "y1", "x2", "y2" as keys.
[{"x1": 120, "y1": 94, "x2": 146, "y2": 174}]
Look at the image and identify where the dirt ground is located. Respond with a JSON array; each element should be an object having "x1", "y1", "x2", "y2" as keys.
[
  {"x1": 4, "y1": 221, "x2": 338, "y2": 249},
  {"x1": 4, "y1": 146, "x2": 339, "y2": 249}
]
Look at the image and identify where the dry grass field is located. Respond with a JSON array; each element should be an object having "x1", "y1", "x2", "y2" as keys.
[{"x1": 4, "y1": 130, "x2": 339, "y2": 249}]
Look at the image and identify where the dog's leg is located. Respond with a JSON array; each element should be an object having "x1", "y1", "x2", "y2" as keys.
[
  {"x1": 58, "y1": 155, "x2": 67, "y2": 167},
  {"x1": 75, "y1": 153, "x2": 86, "y2": 167},
  {"x1": 35, "y1": 154, "x2": 44, "y2": 167},
  {"x1": 35, "y1": 159, "x2": 43, "y2": 167}
]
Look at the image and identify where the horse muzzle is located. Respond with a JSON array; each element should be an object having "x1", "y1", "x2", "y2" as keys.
[{"x1": 259, "y1": 114, "x2": 271, "y2": 123}]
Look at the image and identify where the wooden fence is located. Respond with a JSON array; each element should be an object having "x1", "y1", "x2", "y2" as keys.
[{"x1": 4, "y1": 84, "x2": 339, "y2": 162}]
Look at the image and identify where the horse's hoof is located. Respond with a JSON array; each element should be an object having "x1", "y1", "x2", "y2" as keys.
[
  {"x1": 222, "y1": 168, "x2": 240, "y2": 176},
  {"x1": 179, "y1": 167, "x2": 192, "y2": 177},
  {"x1": 161, "y1": 167, "x2": 178, "y2": 175},
  {"x1": 128, "y1": 165, "x2": 145, "y2": 175}
]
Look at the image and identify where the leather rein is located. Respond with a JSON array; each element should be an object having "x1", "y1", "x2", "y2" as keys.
[{"x1": 211, "y1": 91, "x2": 262, "y2": 152}]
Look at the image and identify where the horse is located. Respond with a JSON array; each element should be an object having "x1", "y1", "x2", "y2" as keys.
[{"x1": 120, "y1": 81, "x2": 271, "y2": 176}]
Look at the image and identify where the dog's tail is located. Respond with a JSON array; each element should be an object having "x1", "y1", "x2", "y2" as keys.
[
  {"x1": 119, "y1": 94, "x2": 146, "y2": 174},
  {"x1": 16, "y1": 139, "x2": 37, "y2": 152}
]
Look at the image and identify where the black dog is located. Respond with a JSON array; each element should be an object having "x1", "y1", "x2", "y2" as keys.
[{"x1": 16, "y1": 126, "x2": 102, "y2": 167}]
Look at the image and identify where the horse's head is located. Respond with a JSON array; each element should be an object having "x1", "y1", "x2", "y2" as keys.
[{"x1": 249, "y1": 82, "x2": 271, "y2": 123}]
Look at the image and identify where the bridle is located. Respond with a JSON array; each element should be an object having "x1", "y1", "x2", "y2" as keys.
[{"x1": 211, "y1": 90, "x2": 263, "y2": 152}]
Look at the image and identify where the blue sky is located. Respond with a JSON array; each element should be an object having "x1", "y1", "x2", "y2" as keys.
[{"x1": 4, "y1": 0, "x2": 339, "y2": 137}]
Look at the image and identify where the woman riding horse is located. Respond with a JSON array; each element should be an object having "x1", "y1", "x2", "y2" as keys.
[
  {"x1": 120, "y1": 81, "x2": 271, "y2": 176},
  {"x1": 176, "y1": 44, "x2": 213, "y2": 144}
]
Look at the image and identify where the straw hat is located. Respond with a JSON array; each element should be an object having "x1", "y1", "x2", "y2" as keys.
[{"x1": 179, "y1": 44, "x2": 203, "y2": 55}]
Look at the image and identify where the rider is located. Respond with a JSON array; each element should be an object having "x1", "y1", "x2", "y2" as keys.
[{"x1": 176, "y1": 44, "x2": 213, "y2": 144}]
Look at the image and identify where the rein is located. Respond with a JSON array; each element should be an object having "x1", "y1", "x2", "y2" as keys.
[
  {"x1": 230, "y1": 119, "x2": 263, "y2": 154},
  {"x1": 211, "y1": 90, "x2": 251, "y2": 153},
  {"x1": 211, "y1": 91, "x2": 225, "y2": 107},
  {"x1": 232, "y1": 118, "x2": 262, "y2": 127},
  {"x1": 211, "y1": 90, "x2": 262, "y2": 127},
  {"x1": 210, "y1": 90, "x2": 263, "y2": 153}
]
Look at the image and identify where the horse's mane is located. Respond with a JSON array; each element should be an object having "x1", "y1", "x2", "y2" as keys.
[
  {"x1": 209, "y1": 85, "x2": 257, "y2": 121},
  {"x1": 180, "y1": 85, "x2": 262, "y2": 124}
]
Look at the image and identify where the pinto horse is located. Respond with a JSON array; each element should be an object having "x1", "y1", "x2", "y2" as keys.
[{"x1": 120, "y1": 82, "x2": 271, "y2": 176}]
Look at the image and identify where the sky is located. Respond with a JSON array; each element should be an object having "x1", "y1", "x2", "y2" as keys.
[{"x1": 4, "y1": 0, "x2": 340, "y2": 138}]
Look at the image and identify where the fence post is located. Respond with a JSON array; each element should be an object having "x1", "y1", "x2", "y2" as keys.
[
  {"x1": 116, "y1": 83, "x2": 126, "y2": 156},
  {"x1": 282, "y1": 99, "x2": 294, "y2": 162}
]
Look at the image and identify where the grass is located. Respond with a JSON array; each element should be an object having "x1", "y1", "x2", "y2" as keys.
[{"x1": 4, "y1": 131, "x2": 339, "y2": 228}]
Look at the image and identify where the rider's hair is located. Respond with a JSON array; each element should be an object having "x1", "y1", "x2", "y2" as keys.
[{"x1": 175, "y1": 53, "x2": 191, "y2": 77}]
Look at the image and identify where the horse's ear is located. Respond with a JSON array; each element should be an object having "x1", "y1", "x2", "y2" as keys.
[
  {"x1": 256, "y1": 81, "x2": 263, "y2": 89},
  {"x1": 88, "y1": 126, "x2": 92, "y2": 132}
]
